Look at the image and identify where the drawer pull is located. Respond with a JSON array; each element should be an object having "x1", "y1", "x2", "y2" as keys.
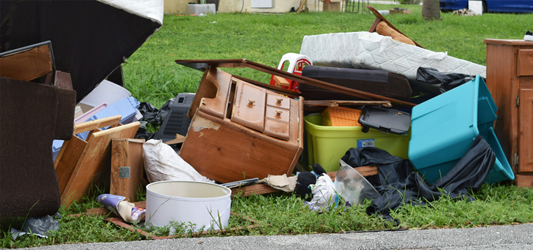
[
  {"x1": 276, "y1": 110, "x2": 283, "y2": 116},
  {"x1": 248, "y1": 99, "x2": 256, "y2": 106},
  {"x1": 276, "y1": 98, "x2": 283, "y2": 104}
]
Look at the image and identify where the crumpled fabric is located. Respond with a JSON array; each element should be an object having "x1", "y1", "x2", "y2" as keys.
[{"x1": 341, "y1": 134, "x2": 494, "y2": 223}]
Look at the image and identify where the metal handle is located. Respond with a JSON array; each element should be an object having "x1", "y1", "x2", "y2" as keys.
[
  {"x1": 276, "y1": 98, "x2": 283, "y2": 104},
  {"x1": 275, "y1": 110, "x2": 283, "y2": 117},
  {"x1": 248, "y1": 99, "x2": 255, "y2": 106}
]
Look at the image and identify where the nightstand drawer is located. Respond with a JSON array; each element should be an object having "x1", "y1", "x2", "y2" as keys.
[{"x1": 231, "y1": 81, "x2": 266, "y2": 132}]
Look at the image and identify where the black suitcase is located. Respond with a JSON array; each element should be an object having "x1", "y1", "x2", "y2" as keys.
[{"x1": 300, "y1": 65, "x2": 412, "y2": 101}]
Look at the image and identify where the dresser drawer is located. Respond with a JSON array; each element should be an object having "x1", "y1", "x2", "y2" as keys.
[
  {"x1": 231, "y1": 81, "x2": 266, "y2": 132},
  {"x1": 266, "y1": 93, "x2": 291, "y2": 109},
  {"x1": 264, "y1": 106, "x2": 290, "y2": 140},
  {"x1": 518, "y1": 49, "x2": 533, "y2": 76}
]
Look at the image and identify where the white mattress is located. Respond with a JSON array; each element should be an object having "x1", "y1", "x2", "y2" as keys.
[
  {"x1": 299, "y1": 32, "x2": 486, "y2": 80},
  {"x1": 98, "y1": 0, "x2": 164, "y2": 25}
]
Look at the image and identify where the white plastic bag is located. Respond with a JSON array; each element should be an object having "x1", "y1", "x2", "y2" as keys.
[
  {"x1": 142, "y1": 139, "x2": 213, "y2": 183},
  {"x1": 307, "y1": 174, "x2": 338, "y2": 211}
]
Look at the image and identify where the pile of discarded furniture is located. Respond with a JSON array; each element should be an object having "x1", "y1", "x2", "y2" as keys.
[{"x1": 1, "y1": 3, "x2": 531, "y2": 237}]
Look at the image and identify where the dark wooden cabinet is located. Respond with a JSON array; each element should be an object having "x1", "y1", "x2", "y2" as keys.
[{"x1": 484, "y1": 39, "x2": 533, "y2": 187}]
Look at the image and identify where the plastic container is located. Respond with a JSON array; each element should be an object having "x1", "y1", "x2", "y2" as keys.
[
  {"x1": 335, "y1": 160, "x2": 380, "y2": 206},
  {"x1": 321, "y1": 106, "x2": 362, "y2": 127},
  {"x1": 305, "y1": 113, "x2": 410, "y2": 172},
  {"x1": 146, "y1": 181, "x2": 231, "y2": 233},
  {"x1": 358, "y1": 106, "x2": 411, "y2": 135},
  {"x1": 408, "y1": 75, "x2": 514, "y2": 184}
]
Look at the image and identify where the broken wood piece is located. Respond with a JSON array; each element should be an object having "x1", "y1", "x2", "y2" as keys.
[
  {"x1": 272, "y1": 75, "x2": 290, "y2": 87},
  {"x1": 111, "y1": 138, "x2": 146, "y2": 202},
  {"x1": 60, "y1": 119, "x2": 140, "y2": 208},
  {"x1": 72, "y1": 115, "x2": 122, "y2": 134},
  {"x1": 297, "y1": 0, "x2": 308, "y2": 13},
  {"x1": 303, "y1": 100, "x2": 392, "y2": 107},
  {"x1": 164, "y1": 134, "x2": 186, "y2": 145},
  {"x1": 367, "y1": 5, "x2": 423, "y2": 48}
]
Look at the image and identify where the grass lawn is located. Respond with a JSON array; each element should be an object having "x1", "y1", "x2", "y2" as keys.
[{"x1": 2, "y1": 4, "x2": 533, "y2": 248}]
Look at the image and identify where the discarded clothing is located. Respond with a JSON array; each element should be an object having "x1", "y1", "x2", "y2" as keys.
[{"x1": 341, "y1": 134, "x2": 494, "y2": 223}]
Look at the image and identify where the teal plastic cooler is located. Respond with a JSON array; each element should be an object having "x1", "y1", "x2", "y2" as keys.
[{"x1": 408, "y1": 75, "x2": 514, "y2": 184}]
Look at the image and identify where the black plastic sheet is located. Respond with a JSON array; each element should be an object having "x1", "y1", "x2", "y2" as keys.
[
  {"x1": 341, "y1": 135, "x2": 495, "y2": 224},
  {"x1": 415, "y1": 67, "x2": 477, "y2": 95},
  {"x1": 135, "y1": 99, "x2": 174, "y2": 140}
]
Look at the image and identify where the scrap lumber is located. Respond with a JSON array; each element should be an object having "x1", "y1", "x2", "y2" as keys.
[
  {"x1": 175, "y1": 59, "x2": 416, "y2": 108},
  {"x1": 367, "y1": 5, "x2": 423, "y2": 48},
  {"x1": 110, "y1": 138, "x2": 146, "y2": 202},
  {"x1": 58, "y1": 116, "x2": 140, "y2": 208},
  {"x1": 304, "y1": 100, "x2": 392, "y2": 107},
  {"x1": 297, "y1": 0, "x2": 308, "y2": 13}
]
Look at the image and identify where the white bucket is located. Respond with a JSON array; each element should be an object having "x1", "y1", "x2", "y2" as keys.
[{"x1": 145, "y1": 181, "x2": 232, "y2": 233}]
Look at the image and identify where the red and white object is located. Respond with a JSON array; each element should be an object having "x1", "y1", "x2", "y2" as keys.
[{"x1": 269, "y1": 53, "x2": 312, "y2": 92}]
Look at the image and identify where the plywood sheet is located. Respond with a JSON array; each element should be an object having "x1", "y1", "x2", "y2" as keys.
[
  {"x1": 61, "y1": 121, "x2": 140, "y2": 207},
  {"x1": 110, "y1": 139, "x2": 145, "y2": 201}
]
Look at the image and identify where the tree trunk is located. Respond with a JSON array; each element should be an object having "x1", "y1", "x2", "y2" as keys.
[{"x1": 422, "y1": 0, "x2": 441, "y2": 20}]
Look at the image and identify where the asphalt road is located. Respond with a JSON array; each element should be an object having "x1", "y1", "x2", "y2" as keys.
[{"x1": 21, "y1": 223, "x2": 533, "y2": 250}]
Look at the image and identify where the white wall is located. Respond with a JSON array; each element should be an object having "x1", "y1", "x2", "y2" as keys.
[{"x1": 165, "y1": 0, "x2": 327, "y2": 14}]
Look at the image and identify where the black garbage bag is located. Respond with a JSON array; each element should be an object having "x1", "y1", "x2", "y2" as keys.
[
  {"x1": 135, "y1": 100, "x2": 174, "y2": 140},
  {"x1": 341, "y1": 134, "x2": 495, "y2": 224},
  {"x1": 415, "y1": 67, "x2": 477, "y2": 95}
]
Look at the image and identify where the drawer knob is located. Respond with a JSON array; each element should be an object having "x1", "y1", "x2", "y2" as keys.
[
  {"x1": 248, "y1": 99, "x2": 255, "y2": 106},
  {"x1": 276, "y1": 110, "x2": 283, "y2": 117},
  {"x1": 276, "y1": 98, "x2": 283, "y2": 104}
]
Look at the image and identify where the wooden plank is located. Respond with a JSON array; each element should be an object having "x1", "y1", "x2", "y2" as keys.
[
  {"x1": 174, "y1": 60, "x2": 416, "y2": 108},
  {"x1": 164, "y1": 134, "x2": 186, "y2": 145},
  {"x1": 366, "y1": 5, "x2": 423, "y2": 48},
  {"x1": 61, "y1": 122, "x2": 141, "y2": 208},
  {"x1": 54, "y1": 135, "x2": 87, "y2": 195},
  {"x1": 304, "y1": 100, "x2": 392, "y2": 107},
  {"x1": 73, "y1": 115, "x2": 122, "y2": 134},
  {"x1": 297, "y1": 0, "x2": 308, "y2": 13},
  {"x1": 232, "y1": 183, "x2": 278, "y2": 197},
  {"x1": 272, "y1": 75, "x2": 290, "y2": 87},
  {"x1": 110, "y1": 139, "x2": 146, "y2": 202}
]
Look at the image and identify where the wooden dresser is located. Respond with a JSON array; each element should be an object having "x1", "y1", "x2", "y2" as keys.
[
  {"x1": 179, "y1": 67, "x2": 304, "y2": 183},
  {"x1": 484, "y1": 39, "x2": 533, "y2": 187}
]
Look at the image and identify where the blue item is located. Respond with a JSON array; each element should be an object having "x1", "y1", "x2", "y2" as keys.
[
  {"x1": 408, "y1": 75, "x2": 514, "y2": 184},
  {"x1": 440, "y1": 0, "x2": 533, "y2": 13},
  {"x1": 77, "y1": 97, "x2": 140, "y2": 140}
]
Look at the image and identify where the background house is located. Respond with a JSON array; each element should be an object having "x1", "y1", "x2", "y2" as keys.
[{"x1": 164, "y1": 0, "x2": 340, "y2": 14}]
